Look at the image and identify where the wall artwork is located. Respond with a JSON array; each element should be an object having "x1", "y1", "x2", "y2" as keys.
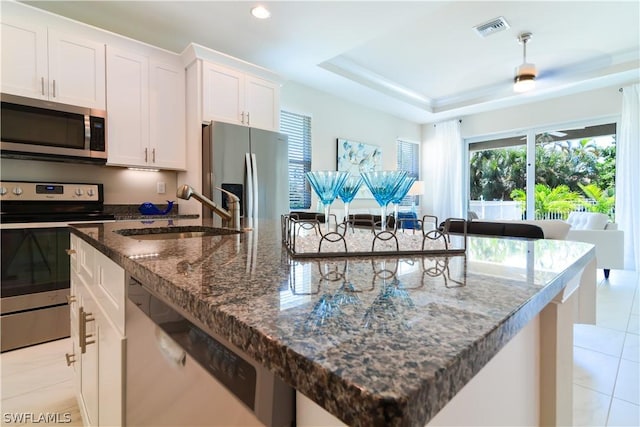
[{"x1": 336, "y1": 138, "x2": 382, "y2": 199}]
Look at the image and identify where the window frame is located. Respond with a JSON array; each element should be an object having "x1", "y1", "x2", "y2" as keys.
[
  {"x1": 280, "y1": 110, "x2": 312, "y2": 210},
  {"x1": 396, "y1": 139, "x2": 421, "y2": 206}
]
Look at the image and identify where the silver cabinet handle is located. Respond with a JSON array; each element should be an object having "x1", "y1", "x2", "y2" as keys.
[
  {"x1": 246, "y1": 112, "x2": 250, "y2": 126},
  {"x1": 41, "y1": 77, "x2": 45, "y2": 96},
  {"x1": 79, "y1": 307, "x2": 95, "y2": 354},
  {"x1": 240, "y1": 111, "x2": 245, "y2": 124},
  {"x1": 152, "y1": 148, "x2": 156, "y2": 163},
  {"x1": 144, "y1": 147, "x2": 148, "y2": 162},
  {"x1": 65, "y1": 352, "x2": 76, "y2": 366},
  {"x1": 52, "y1": 80, "x2": 56, "y2": 98}
]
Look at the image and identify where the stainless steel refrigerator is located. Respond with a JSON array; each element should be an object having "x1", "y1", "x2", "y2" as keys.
[{"x1": 202, "y1": 121, "x2": 289, "y2": 224}]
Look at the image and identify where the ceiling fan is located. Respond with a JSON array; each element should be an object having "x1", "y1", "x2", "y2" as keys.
[{"x1": 513, "y1": 32, "x2": 536, "y2": 92}]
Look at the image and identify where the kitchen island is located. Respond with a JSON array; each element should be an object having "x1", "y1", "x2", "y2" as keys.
[{"x1": 70, "y1": 217, "x2": 595, "y2": 427}]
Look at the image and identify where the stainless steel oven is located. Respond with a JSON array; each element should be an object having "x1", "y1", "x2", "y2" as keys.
[{"x1": 0, "y1": 181, "x2": 115, "y2": 352}]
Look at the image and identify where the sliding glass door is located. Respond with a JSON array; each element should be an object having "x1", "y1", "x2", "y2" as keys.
[
  {"x1": 468, "y1": 134, "x2": 527, "y2": 220},
  {"x1": 533, "y1": 123, "x2": 617, "y2": 220},
  {"x1": 467, "y1": 121, "x2": 616, "y2": 221}
]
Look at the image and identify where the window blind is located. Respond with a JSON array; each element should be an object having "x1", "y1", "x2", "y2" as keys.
[
  {"x1": 396, "y1": 140, "x2": 420, "y2": 206},
  {"x1": 280, "y1": 111, "x2": 312, "y2": 209}
]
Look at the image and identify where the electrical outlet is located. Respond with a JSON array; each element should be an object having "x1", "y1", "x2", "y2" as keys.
[{"x1": 157, "y1": 181, "x2": 166, "y2": 194}]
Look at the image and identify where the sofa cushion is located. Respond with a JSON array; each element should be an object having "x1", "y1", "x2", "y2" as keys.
[
  {"x1": 442, "y1": 220, "x2": 544, "y2": 239},
  {"x1": 566, "y1": 212, "x2": 609, "y2": 230},
  {"x1": 517, "y1": 220, "x2": 570, "y2": 240}
]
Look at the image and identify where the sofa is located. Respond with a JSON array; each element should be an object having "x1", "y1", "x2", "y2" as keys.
[
  {"x1": 443, "y1": 218, "x2": 571, "y2": 240},
  {"x1": 565, "y1": 212, "x2": 624, "y2": 279}
]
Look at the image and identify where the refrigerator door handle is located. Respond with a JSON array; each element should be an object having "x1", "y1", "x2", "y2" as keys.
[
  {"x1": 245, "y1": 153, "x2": 253, "y2": 220},
  {"x1": 251, "y1": 153, "x2": 259, "y2": 219}
]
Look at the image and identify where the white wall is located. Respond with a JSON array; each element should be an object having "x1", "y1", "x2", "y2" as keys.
[
  {"x1": 421, "y1": 86, "x2": 623, "y2": 216},
  {"x1": 460, "y1": 86, "x2": 621, "y2": 138},
  {"x1": 281, "y1": 81, "x2": 421, "y2": 212},
  {"x1": 0, "y1": 158, "x2": 178, "y2": 205}
]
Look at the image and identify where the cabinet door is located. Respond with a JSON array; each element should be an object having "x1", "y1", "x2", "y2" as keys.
[
  {"x1": 202, "y1": 62, "x2": 244, "y2": 125},
  {"x1": 94, "y1": 249, "x2": 126, "y2": 336},
  {"x1": 106, "y1": 47, "x2": 150, "y2": 168},
  {"x1": 48, "y1": 30, "x2": 106, "y2": 109},
  {"x1": 97, "y1": 310, "x2": 124, "y2": 427},
  {"x1": 69, "y1": 271, "x2": 81, "y2": 399},
  {"x1": 245, "y1": 76, "x2": 280, "y2": 131},
  {"x1": 78, "y1": 291, "x2": 99, "y2": 427},
  {"x1": 0, "y1": 20, "x2": 48, "y2": 99},
  {"x1": 150, "y1": 59, "x2": 186, "y2": 170}
]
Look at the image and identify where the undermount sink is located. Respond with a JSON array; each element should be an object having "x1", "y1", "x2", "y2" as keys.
[{"x1": 114, "y1": 226, "x2": 241, "y2": 240}]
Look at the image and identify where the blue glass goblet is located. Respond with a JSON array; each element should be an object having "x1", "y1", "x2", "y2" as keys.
[
  {"x1": 361, "y1": 170, "x2": 408, "y2": 232},
  {"x1": 390, "y1": 176, "x2": 416, "y2": 225},
  {"x1": 337, "y1": 174, "x2": 363, "y2": 228},
  {"x1": 306, "y1": 171, "x2": 349, "y2": 232}
]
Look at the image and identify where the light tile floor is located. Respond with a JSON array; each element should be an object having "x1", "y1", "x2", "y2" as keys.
[
  {"x1": 1, "y1": 269, "x2": 639, "y2": 426},
  {"x1": 0, "y1": 338, "x2": 82, "y2": 426},
  {"x1": 573, "y1": 269, "x2": 640, "y2": 426}
]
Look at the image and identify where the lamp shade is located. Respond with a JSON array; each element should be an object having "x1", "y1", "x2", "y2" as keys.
[{"x1": 407, "y1": 180, "x2": 424, "y2": 196}]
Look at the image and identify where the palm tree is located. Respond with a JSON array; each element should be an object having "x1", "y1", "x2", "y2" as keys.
[
  {"x1": 511, "y1": 184, "x2": 582, "y2": 219},
  {"x1": 578, "y1": 183, "x2": 615, "y2": 219}
]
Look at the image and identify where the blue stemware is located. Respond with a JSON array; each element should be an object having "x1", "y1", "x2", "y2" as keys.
[
  {"x1": 337, "y1": 174, "x2": 363, "y2": 228},
  {"x1": 390, "y1": 175, "x2": 417, "y2": 225},
  {"x1": 361, "y1": 170, "x2": 408, "y2": 232},
  {"x1": 306, "y1": 171, "x2": 349, "y2": 232}
]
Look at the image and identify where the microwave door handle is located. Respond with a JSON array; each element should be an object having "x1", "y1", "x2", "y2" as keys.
[{"x1": 84, "y1": 115, "x2": 91, "y2": 149}]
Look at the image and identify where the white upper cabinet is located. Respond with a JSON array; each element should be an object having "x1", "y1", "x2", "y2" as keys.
[
  {"x1": 245, "y1": 75, "x2": 280, "y2": 131},
  {"x1": 149, "y1": 60, "x2": 186, "y2": 170},
  {"x1": 1, "y1": 20, "x2": 105, "y2": 109},
  {"x1": 202, "y1": 61, "x2": 280, "y2": 131},
  {"x1": 106, "y1": 47, "x2": 150, "y2": 167},
  {"x1": 106, "y1": 46, "x2": 185, "y2": 170}
]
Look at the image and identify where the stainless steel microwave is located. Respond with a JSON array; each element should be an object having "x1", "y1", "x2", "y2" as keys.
[{"x1": 0, "y1": 94, "x2": 107, "y2": 164}]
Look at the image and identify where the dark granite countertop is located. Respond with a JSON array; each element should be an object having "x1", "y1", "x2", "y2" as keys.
[{"x1": 70, "y1": 217, "x2": 595, "y2": 427}]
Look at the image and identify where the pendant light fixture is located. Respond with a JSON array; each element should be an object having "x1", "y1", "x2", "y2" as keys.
[{"x1": 514, "y1": 32, "x2": 536, "y2": 93}]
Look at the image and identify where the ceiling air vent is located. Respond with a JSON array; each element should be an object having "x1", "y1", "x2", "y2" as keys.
[{"x1": 473, "y1": 16, "x2": 510, "y2": 38}]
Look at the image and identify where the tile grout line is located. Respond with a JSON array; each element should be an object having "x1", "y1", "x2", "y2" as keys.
[{"x1": 605, "y1": 270, "x2": 640, "y2": 425}]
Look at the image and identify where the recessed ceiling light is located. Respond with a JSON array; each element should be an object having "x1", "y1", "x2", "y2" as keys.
[{"x1": 251, "y1": 5, "x2": 271, "y2": 19}]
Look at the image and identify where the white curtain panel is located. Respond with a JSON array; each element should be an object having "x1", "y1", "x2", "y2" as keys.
[
  {"x1": 431, "y1": 120, "x2": 464, "y2": 221},
  {"x1": 617, "y1": 83, "x2": 640, "y2": 271}
]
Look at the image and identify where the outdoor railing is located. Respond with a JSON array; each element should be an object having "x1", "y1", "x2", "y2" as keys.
[{"x1": 469, "y1": 199, "x2": 614, "y2": 221}]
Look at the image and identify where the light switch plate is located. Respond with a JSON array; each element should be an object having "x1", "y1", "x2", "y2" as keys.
[{"x1": 157, "y1": 182, "x2": 166, "y2": 194}]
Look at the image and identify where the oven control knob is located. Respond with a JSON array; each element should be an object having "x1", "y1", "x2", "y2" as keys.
[
  {"x1": 87, "y1": 188, "x2": 95, "y2": 197},
  {"x1": 0, "y1": 187, "x2": 6, "y2": 196},
  {"x1": 74, "y1": 188, "x2": 84, "y2": 197},
  {"x1": 12, "y1": 187, "x2": 23, "y2": 196}
]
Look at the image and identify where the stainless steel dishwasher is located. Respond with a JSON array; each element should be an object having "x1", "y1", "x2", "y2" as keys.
[{"x1": 126, "y1": 277, "x2": 294, "y2": 426}]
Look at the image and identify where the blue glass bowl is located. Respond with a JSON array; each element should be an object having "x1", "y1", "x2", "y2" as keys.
[
  {"x1": 337, "y1": 175, "x2": 363, "y2": 204},
  {"x1": 391, "y1": 176, "x2": 416, "y2": 204},
  {"x1": 361, "y1": 170, "x2": 409, "y2": 207},
  {"x1": 305, "y1": 171, "x2": 349, "y2": 205}
]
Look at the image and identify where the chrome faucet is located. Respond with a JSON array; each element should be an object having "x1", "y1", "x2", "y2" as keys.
[{"x1": 176, "y1": 184, "x2": 241, "y2": 230}]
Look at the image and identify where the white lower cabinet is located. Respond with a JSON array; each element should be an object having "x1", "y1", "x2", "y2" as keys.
[{"x1": 69, "y1": 234, "x2": 125, "y2": 426}]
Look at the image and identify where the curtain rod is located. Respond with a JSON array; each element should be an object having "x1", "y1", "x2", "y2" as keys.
[{"x1": 433, "y1": 119, "x2": 462, "y2": 127}]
